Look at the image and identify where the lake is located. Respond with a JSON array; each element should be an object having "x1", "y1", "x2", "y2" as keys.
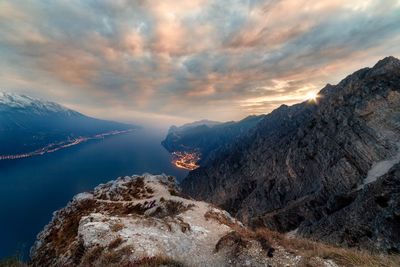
[{"x1": 0, "y1": 128, "x2": 188, "y2": 260}]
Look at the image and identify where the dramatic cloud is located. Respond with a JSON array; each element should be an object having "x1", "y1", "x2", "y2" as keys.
[{"x1": 1, "y1": 0, "x2": 399, "y2": 126}]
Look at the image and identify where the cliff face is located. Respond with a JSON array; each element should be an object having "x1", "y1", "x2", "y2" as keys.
[
  {"x1": 31, "y1": 174, "x2": 312, "y2": 267},
  {"x1": 181, "y1": 57, "x2": 400, "y2": 252}
]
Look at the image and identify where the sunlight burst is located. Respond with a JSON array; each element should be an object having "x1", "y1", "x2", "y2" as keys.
[{"x1": 306, "y1": 91, "x2": 319, "y2": 103}]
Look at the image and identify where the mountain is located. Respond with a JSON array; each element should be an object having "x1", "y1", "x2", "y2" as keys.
[
  {"x1": 30, "y1": 174, "x2": 392, "y2": 267},
  {"x1": 181, "y1": 56, "x2": 400, "y2": 252},
  {"x1": 169, "y1": 119, "x2": 222, "y2": 133},
  {"x1": 162, "y1": 115, "x2": 264, "y2": 165},
  {"x1": 0, "y1": 92, "x2": 138, "y2": 155}
]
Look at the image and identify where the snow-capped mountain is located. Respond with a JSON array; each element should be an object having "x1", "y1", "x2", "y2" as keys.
[
  {"x1": 0, "y1": 92, "x2": 138, "y2": 155},
  {"x1": 0, "y1": 92, "x2": 79, "y2": 116}
]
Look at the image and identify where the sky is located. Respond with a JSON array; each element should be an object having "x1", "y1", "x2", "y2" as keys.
[{"x1": 1, "y1": 0, "x2": 400, "y2": 127}]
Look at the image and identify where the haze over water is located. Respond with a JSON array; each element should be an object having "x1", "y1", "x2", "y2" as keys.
[{"x1": 0, "y1": 128, "x2": 187, "y2": 259}]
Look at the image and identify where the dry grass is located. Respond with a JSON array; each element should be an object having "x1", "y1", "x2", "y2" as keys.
[
  {"x1": 255, "y1": 228, "x2": 400, "y2": 267},
  {"x1": 81, "y1": 245, "x2": 135, "y2": 266},
  {"x1": 125, "y1": 255, "x2": 185, "y2": 267},
  {"x1": 110, "y1": 222, "x2": 125, "y2": 232},
  {"x1": 175, "y1": 217, "x2": 191, "y2": 233},
  {"x1": 32, "y1": 197, "x2": 98, "y2": 266},
  {"x1": 97, "y1": 176, "x2": 155, "y2": 201},
  {"x1": 207, "y1": 210, "x2": 276, "y2": 259},
  {"x1": 108, "y1": 237, "x2": 124, "y2": 250},
  {"x1": 204, "y1": 210, "x2": 237, "y2": 228},
  {"x1": 151, "y1": 200, "x2": 195, "y2": 218},
  {"x1": 214, "y1": 231, "x2": 249, "y2": 254},
  {"x1": 166, "y1": 183, "x2": 191, "y2": 200},
  {"x1": 145, "y1": 186, "x2": 154, "y2": 194},
  {"x1": 80, "y1": 246, "x2": 104, "y2": 266},
  {"x1": 0, "y1": 255, "x2": 27, "y2": 267}
]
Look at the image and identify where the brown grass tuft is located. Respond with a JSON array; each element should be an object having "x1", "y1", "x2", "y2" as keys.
[
  {"x1": 0, "y1": 254, "x2": 27, "y2": 267},
  {"x1": 204, "y1": 210, "x2": 236, "y2": 228},
  {"x1": 151, "y1": 201, "x2": 194, "y2": 218},
  {"x1": 125, "y1": 255, "x2": 185, "y2": 267},
  {"x1": 108, "y1": 237, "x2": 124, "y2": 250},
  {"x1": 110, "y1": 222, "x2": 125, "y2": 232},
  {"x1": 81, "y1": 246, "x2": 104, "y2": 265},
  {"x1": 255, "y1": 228, "x2": 400, "y2": 267}
]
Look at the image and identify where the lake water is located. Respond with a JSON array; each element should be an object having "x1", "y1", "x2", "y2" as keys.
[{"x1": 0, "y1": 128, "x2": 187, "y2": 260}]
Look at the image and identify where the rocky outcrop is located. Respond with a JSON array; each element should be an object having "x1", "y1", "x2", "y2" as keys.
[
  {"x1": 31, "y1": 174, "x2": 324, "y2": 267},
  {"x1": 181, "y1": 56, "x2": 400, "y2": 252}
]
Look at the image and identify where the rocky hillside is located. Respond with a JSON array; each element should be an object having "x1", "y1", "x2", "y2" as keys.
[
  {"x1": 181, "y1": 56, "x2": 400, "y2": 253},
  {"x1": 162, "y1": 115, "x2": 264, "y2": 165},
  {"x1": 29, "y1": 174, "x2": 383, "y2": 267},
  {"x1": 0, "y1": 92, "x2": 137, "y2": 155}
]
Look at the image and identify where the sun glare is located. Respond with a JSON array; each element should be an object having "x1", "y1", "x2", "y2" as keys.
[{"x1": 306, "y1": 91, "x2": 319, "y2": 103}]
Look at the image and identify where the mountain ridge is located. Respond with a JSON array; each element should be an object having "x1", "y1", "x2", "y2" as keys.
[
  {"x1": 181, "y1": 56, "x2": 400, "y2": 252},
  {"x1": 162, "y1": 115, "x2": 265, "y2": 166},
  {"x1": 0, "y1": 92, "x2": 138, "y2": 155}
]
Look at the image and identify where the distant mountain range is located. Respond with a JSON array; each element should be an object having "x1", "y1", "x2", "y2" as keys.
[
  {"x1": 175, "y1": 56, "x2": 400, "y2": 252},
  {"x1": 162, "y1": 116, "x2": 264, "y2": 165},
  {"x1": 0, "y1": 92, "x2": 138, "y2": 156}
]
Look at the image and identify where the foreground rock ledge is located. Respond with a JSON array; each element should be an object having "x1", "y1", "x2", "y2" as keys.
[{"x1": 31, "y1": 174, "x2": 347, "y2": 267}]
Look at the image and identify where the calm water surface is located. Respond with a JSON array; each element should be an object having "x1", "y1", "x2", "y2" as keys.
[{"x1": 0, "y1": 128, "x2": 187, "y2": 259}]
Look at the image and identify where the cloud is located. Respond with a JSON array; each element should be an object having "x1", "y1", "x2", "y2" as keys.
[{"x1": 0, "y1": 0, "x2": 400, "y2": 126}]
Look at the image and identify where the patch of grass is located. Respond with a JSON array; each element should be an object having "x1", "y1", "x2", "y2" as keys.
[
  {"x1": 108, "y1": 237, "x2": 124, "y2": 250},
  {"x1": 214, "y1": 228, "x2": 275, "y2": 259},
  {"x1": 126, "y1": 255, "x2": 185, "y2": 267},
  {"x1": 110, "y1": 222, "x2": 125, "y2": 232},
  {"x1": 204, "y1": 210, "x2": 236, "y2": 228},
  {"x1": 152, "y1": 201, "x2": 195, "y2": 218},
  {"x1": 146, "y1": 186, "x2": 154, "y2": 194},
  {"x1": 167, "y1": 188, "x2": 191, "y2": 200},
  {"x1": 214, "y1": 231, "x2": 249, "y2": 255},
  {"x1": 87, "y1": 245, "x2": 135, "y2": 266},
  {"x1": 121, "y1": 203, "x2": 148, "y2": 215},
  {"x1": 176, "y1": 217, "x2": 191, "y2": 233},
  {"x1": 80, "y1": 245, "x2": 104, "y2": 266},
  {"x1": 40, "y1": 197, "x2": 97, "y2": 262},
  {"x1": 255, "y1": 228, "x2": 400, "y2": 267},
  {"x1": 0, "y1": 255, "x2": 26, "y2": 267}
]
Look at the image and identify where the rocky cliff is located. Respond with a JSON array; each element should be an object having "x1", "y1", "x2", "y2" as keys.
[
  {"x1": 30, "y1": 174, "x2": 400, "y2": 266},
  {"x1": 181, "y1": 56, "x2": 400, "y2": 253},
  {"x1": 29, "y1": 174, "x2": 302, "y2": 266}
]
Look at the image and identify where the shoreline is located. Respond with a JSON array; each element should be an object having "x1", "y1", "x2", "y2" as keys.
[{"x1": 0, "y1": 129, "x2": 135, "y2": 161}]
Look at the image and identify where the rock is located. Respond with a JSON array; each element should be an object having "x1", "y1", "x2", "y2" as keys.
[{"x1": 30, "y1": 174, "x2": 307, "y2": 267}]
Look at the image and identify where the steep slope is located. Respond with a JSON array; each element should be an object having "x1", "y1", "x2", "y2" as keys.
[
  {"x1": 162, "y1": 115, "x2": 264, "y2": 165},
  {"x1": 181, "y1": 56, "x2": 400, "y2": 252},
  {"x1": 32, "y1": 174, "x2": 399, "y2": 267},
  {"x1": 0, "y1": 92, "x2": 137, "y2": 155},
  {"x1": 31, "y1": 174, "x2": 325, "y2": 267}
]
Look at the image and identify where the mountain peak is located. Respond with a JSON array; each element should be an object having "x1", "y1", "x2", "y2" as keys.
[
  {"x1": 368, "y1": 56, "x2": 400, "y2": 76},
  {"x1": 181, "y1": 57, "x2": 400, "y2": 253},
  {"x1": 373, "y1": 56, "x2": 400, "y2": 68},
  {"x1": 0, "y1": 91, "x2": 76, "y2": 115}
]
